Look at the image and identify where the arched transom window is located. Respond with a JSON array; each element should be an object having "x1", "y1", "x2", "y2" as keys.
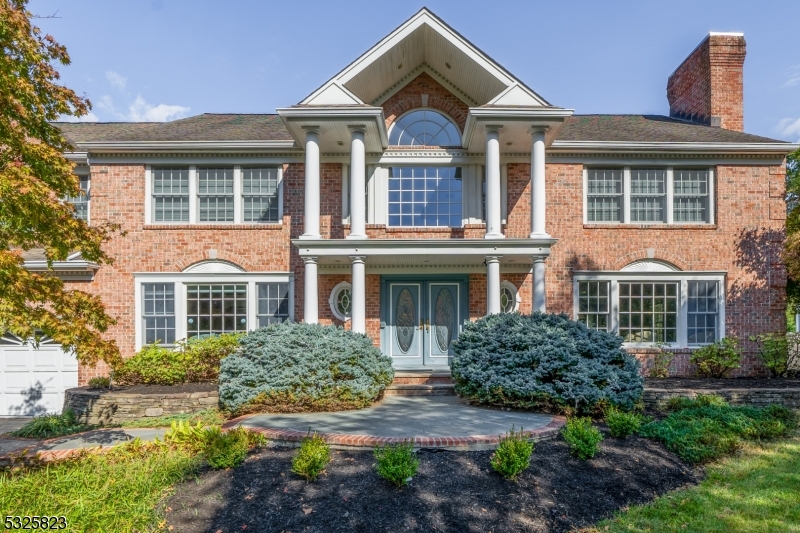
[{"x1": 389, "y1": 109, "x2": 460, "y2": 147}]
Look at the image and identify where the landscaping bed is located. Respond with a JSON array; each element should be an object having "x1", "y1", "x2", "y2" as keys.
[
  {"x1": 645, "y1": 378, "x2": 800, "y2": 390},
  {"x1": 163, "y1": 432, "x2": 699, "y2": 533}
]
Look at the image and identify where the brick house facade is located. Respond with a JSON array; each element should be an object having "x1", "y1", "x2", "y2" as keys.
[{"x1": 45, "y1": 9, "x2": 794, "y2": 387}]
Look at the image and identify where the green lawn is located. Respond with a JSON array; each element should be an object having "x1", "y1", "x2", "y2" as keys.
[{"x1": 590, "y1": 436, "x2": 800, "y2": 533}]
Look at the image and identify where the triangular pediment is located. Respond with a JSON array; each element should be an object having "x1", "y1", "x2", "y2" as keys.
[{"x1": 300, "y1": 8, "x2": 550, "y2": 108}]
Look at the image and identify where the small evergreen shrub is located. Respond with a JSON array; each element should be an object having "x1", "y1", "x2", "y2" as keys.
[
  {"x1": 751, "y1": 333, "x2": 799, "y2": 378},
  {"x1": 666, "y1": 393, "x2": 729, "y2": 412},
  {"x1": 203, "y1": 427, "x2": 265, "y2": 469},
  {"x1": 689, "y1": 337, "x2": 742, "y2": 378},
  {"x1": 219, "y1": 323, "x2": 394, "y2": 414},
  {"x1": 561, "y1": 417, "x2": 604, "y2": 460},
  {"x1": 451, "y1": 312, "x2": 643, "y2": 414},
  {"x1": 374, "y1": 441, "x2": 419, "y2": 486},
  {"x1": 87, "y1": 376, "x2": 111, "y2": 389},
  {"x1": 604, "y1": 406, "x2": 644, "y2": 438},
  {"x1": 647, "y1": 343, "x2": 674, "y2": 378},
  {"x1": 10, "y1": 409, "x2": 90, "y2": 439},
  {"x1": 291, "y1": 432, "x2": 330, "y2": 481},
  {"x1": 490, "y1": 426, "x2": 534, "y2": 480},
  {"x1": 164, "y1": 420, "x2": 208, "y2": 453}
]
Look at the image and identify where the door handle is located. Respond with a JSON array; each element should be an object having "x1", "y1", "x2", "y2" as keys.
[
  {"x1": 425, "y1": 318, "x2": 430, "y2": 331},
  {"x1": 419, "y1": 319, "x2": 424, "y2": 330}
]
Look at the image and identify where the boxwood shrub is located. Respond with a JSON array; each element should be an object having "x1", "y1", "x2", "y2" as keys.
[
  {"x1": 219, "y1": 322, "x2": 394, "y2": 414},
  {"x1": 451, "y1": 312, "x2": 643, "y2": 414}
]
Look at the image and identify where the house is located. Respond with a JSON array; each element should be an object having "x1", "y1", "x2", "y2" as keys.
[{"x1": 2, "y1": 9, "x2": 796, "y2": 415}]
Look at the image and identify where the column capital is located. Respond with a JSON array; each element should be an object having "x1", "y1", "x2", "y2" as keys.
[
  {"x1": 485, "y1": 125, "x2": 504, "y2": 135},
  {"x1": 348, "y1": 125, "x2": 367, "y2": 135},
  {"x1": 485, "y1": 255, "x2": 503, "y2": 263},
  {"x1": 533, "y1": 256, "x2": 546, "y2": 264},
  {"x1": 529, "y1": 126, "x2": 547, "y2": 136},
  {"x1": 302, "y1": 125, "x2": 321, "y2": 135},
  {"x1": 349, "y1": 255, "x2": 366, "y2": 264},
  {"x1": 302, "y1": 256, "x2": 318, "y2": 265}
]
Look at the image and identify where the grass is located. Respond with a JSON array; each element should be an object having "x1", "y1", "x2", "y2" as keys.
[
  {"x1": 10, "y1": 409, "x2": 93, "y2": 439},
  {"x1": 0, "y1": 439, "x2": 202, "y2": 532},
  {"x1": 117, "y1": 408, "x2": 226, "y2": 429},
  {"x1": 588, "y1": 436, "x2": 800, "y2": 533}
]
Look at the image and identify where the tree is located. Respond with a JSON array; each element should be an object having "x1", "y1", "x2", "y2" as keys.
[
  {"x1": 782, "y1": 148, "x2": 800, "y2": 329},
  {"x1": 0, "y1": 0, "x2": 121, "y2": 365}
]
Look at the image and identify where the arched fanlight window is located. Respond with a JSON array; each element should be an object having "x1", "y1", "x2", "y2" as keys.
[{"x1": 389, "y1": 109, "x2": 460, "y2": 146}]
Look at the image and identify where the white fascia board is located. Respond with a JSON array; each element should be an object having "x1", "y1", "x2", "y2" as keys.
[
  {"x1": 292, "y1": 238, "x2": 557, "y2": 257},
  {"x1": 573, "y1": 271, "x2": 727, "y2": 279},
  {"x1": 24, "y1": 260, "x2": 99, "y2": 272},
  {"x1": 550, "y1": 140, "x2": 799, "y2": 155},
  {"x1": 277, "y1": 106, "x2": 389, "y2": 149},
  {"x1": 77, "y1": 140, "x2": 297, "y2": 154},
  {"x1": 64, "y1": 151, "x2": 89, "y2": 165},
  {"x1": 463, "y1": 107, "x2": 575, "y2": 149}
]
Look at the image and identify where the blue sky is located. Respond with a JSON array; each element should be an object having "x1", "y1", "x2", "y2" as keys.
[{"x1": 30, "y1": 0, "x2": 800, "y2": 141}]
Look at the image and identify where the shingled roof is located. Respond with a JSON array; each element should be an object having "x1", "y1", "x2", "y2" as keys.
[{"x1": 55, "y1": 113, "x2": 788, "y2": 145}]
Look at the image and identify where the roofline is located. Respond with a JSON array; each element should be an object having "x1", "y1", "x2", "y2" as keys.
[
  {"x1": 73, "y1": 140, "x2": 298, "y2": 153},
  {"x1": 550, "y1": 140, "x2": 798, "y2": 154},
  {"x1": 23, "y1": 260, "x2": 99, "y2": 272}
]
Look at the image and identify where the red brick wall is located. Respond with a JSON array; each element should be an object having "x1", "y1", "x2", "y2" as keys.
[
  {"x1": 667, "y1": 34, "x2": 746, "y2": 131},
  {"x1": 382, "y1": 72, "x2": 469, "y2": 135}
]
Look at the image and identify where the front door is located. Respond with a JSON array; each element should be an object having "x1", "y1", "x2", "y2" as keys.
[{"x1": 385, "y1": 279, "x2": 464, "y2": 368}]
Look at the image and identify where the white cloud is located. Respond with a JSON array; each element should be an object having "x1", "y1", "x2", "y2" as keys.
[
  {"x1": 57, "y1": 111, "x2": 99, "y2": 123},
  {"x1": 105, "y1": 70, "x2": 127, "y2": 91},
  {"x1": 95, "y1": 94, "x2": 119, "y2": 116},
  {"x1": 777, "y1": 117, "x2": 800, "y2": 142},
  {"x1": 127, "y1": 95, "x2": 190, "y2": 122}
]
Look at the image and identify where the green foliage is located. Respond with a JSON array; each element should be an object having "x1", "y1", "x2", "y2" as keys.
[
  {"x1": 750, "y1": 332, "x2": 800, "y2": 377},
  {"x1": 203, "y1": 427, "x2": 265, "y2": 469},
  {"x1": 639, "y1": 395, "x2": 798, "y2": 464},
  {"x1": 605, "y1": 406, "x2": 645, "y2": 438},
  {"x1": 451, "y1": 312, "x2": 643, "y2": 415},
  {"x1": 291, "y1": 431, "x2": 330, "y2": 481},
  {"x1": 114, "y1": 332, "x2": 241, "y2": 385},
  {"x1": 87, "y1": 376, "x2": 111, "y2": 389},
  {"x1": 219, "y1": 323, "x2": 394, "y2": 414},
  {"x1": 490, "y1": 426, "x2": 534, "y2": 480},
  {"x1": 562, "y1": 417, "x2": 604, "y2": 460},
  {"x1": 10, "y1": 408, "x2": 90, "y2": 438},
  {"x1": 118, "y1": 408, "x2": 225, "y2": 429},
  {"x1": 666, "y1": 393, "x2": 729, "y2": 412},
  {"x1": 648, "y1": 342, "x2": 674, "y2": 378},
  {"x1": 689, "y1": 337, "x2": 742, "y2": 378},
  {"x1": 163, "y1": 420, "x2": 208, "y2": 453},
  {"x1": 374, "y1": 441, "x2": 419, "y2": 486}
]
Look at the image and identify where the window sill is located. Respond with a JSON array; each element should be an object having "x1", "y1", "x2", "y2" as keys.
[
  {"x1": 583, "y1": 224, "x2": 717, "y2": 230},
  {"x1": 144, "y1": 223, "x2": 284, "y2": 230}
]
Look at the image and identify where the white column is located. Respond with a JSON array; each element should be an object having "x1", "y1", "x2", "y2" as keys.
[
  {"x1": 533, "y1": 257, "x2": 546, "y2": 313},
  {"x1": 303, "y1": 256, "x2": 318, "y2": 323},
  {"x1": 300, "y1": 128, "x2": 321, "y2": 239},
  {"x1": 347, "y1": 127, "x2": 367, "y2": 239},
  {"x1": 530, "y1": 128, "x2": 548, "y2": 238},
  {"x1": 350, "y1": 256, "x2": 366, "y2": 334},
  {"x1": 486, "y1": 255, "x2": 502, "y2": 314},
  {"x1": 485, "y1": 127, "x2": 504, "y2": 239}
]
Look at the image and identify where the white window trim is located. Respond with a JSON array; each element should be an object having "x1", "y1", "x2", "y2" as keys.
[
  {"x1": 385, "y1": 164, "x2": 468, "y2": 229},
  {"x1": 584, "y1": 166, "x2": 715, "y2": 225},
  {"x1": 147, "y1": 164, "x2": 284, "y2": 225},
  {"x1": 500, "y1": 280, "x2": 520, "y2": 312},
  {"x1": 572, "y1": 271, "x2": 726, "y2": 349},
  {"x1": 329, "y1": 281, "x2": 352, "y2": 321},
  {"x1": 134, "y1": 272, "x2": 293, "y2": 350}
]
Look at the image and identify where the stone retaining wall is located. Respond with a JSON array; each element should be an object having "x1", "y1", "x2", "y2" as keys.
[
  {"x1": 643, "y1": 388, "x2": 800, "y2": 411},
  {"x1": 64, "y1": 387, "x2": 219, "y2": 425}
]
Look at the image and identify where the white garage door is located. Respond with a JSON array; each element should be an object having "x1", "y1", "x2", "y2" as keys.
[{"x1": 0, "y1": 333, "x2": 79, "y2": 417}]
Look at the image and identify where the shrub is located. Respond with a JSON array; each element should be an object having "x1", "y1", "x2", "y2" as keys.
[
  {"x1": 562, "y1": 417, "x2": 604, "y2": 460},
  {"x1": 490, "y1": 426, "x2": 534, "y2": 480},
  {"x1": 113, "y1": 333, "x2": 241, "y2": 385},
  {"x1": 203, "y1": 427, "x2": 263, "y2": 469},
  {"x1": 164, "y1": 420, "x2": 208, "y2": 453},
  {"x1": 374, "y1": 441, "x2": 419, "y2": 486},
  {"x1": 87, "y1": 376, "x2": 111, "y2": 389},
  {"x1": 666, "y1": 393, "x2": 729, "y2": 412},
  {"x1": 218, "y1": 323, "x2": 394, "y2": 414},
  {"x1": 750, "y1": 332, "x2": 800, "y2": 378},
  {"x1": 119, "y1": 408, "x2": 226, "y2": 429},
  {"x1": 639, "y1": 395, "x2": 798, "y2": 464},
  {"x1": 451, "y1": 312, "x2": 643, "y2": 415},
  {"x1": 605, "y1": 406, "x2": 644, "y2": 438},
  {"x1": 291, "y1": 432, "x2": 330, "y2": 481},
  {"x1": 648, "y1": 342, "x2": 674, "y2": 378},
  {"x1": 689, "y1": 337, "x2": 741, "y2": 378},
  {"x1": 10, "y1": 409, "x2": 90, "y2": 439}
]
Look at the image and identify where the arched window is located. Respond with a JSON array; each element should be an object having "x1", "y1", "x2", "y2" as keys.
[{"x1": 389, "y1": 109, "x2": 460, "y2": 146}]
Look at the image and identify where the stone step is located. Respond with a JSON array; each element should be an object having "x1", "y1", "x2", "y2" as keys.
[
  {"x1": 392, "y1": 371, "x2": 454, "y2": 386},
  {"x1": 385, "y1": 383, "x2": 456, "y2": 396}
]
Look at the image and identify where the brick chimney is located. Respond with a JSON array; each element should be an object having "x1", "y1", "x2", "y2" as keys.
[{"x1": 667, "y1": 32, "x2": 746, "y2": 131}]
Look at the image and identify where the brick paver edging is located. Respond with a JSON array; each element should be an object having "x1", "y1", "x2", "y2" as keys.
[{"x1": 222, "y1": 415, "x2": 567, "y2": 449}]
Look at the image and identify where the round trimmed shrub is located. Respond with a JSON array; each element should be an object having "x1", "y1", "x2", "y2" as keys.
[
  {"x1": 451, "y1": 312, "x2": 643, "y2": 414},
  {"x1": 219, "y1": 322, "x2": 394, "y2": 414}
]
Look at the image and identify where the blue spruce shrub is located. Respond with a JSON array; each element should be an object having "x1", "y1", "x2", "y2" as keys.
[
  {"x1": 451, "y1": 312, "x2": 643, "y2": 414},
  {"x1": 219, "y1": 322, "x2": 394, "y2": 414}
]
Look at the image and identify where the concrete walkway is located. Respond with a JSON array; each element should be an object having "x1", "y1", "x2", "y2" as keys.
[{"x1": 0, "y1": 428, "x2": 167, "y2": 458}]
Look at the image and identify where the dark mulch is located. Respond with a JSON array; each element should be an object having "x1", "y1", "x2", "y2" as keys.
[
  {"x1": 164, "y1": 432, "x2": 699, "y2": 533},
  {"x1": 99, "y1": 382, "x2": 217, "y2": 394},
  {"x1": 645, "y1": 377, "x2": 800, "y2": 390}
]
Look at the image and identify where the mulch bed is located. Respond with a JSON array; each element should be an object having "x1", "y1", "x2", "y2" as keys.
[
  {"x1": 98, "y1": 382, "x2": 217, "y2": 394},
  {"x1": 645, "y1": 377, "x2": 800, "y2": 390},
  {"x1": 164, "y1": 430, "x2": 699, "y2": 533}
]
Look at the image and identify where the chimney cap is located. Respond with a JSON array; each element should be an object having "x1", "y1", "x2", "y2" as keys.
[{"x1": 708, "y1": 31, "x2": 744, "y2": 37}]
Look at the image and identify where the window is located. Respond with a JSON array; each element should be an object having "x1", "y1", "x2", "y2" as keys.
[
  {"x1": 388, "y1": 109, "x2": 460, "y2": 146},
  {"x1": 186, "y1": 284, "x2": 247, "y2": 337},
  {"x1": 388, "y1": 167, "x2": 462, "y2": 227},
  {"x1": 585, "y1": 167, "x2": 713, "y2": 224},
  {"x1": 329, "y1": 282, "x2": 352, "y2": 321},
  {"x1": 257, "y1": 282, "x2": 290, "y2": 326},
  {"x1": 153, "y1": 167, "x2": 190, "y2": 222},
  {"x1": 243, "y1": 167, "x2": 280, "y2": 222},
  {"x1": 142, "y1": 283, "x2": 176, "y2": 345},
  {"x1": 500, "y1": 281, "x2": 520, "y2": 313},
  {"x1": 65, "y1": 176, "x2": 90, "y2": 221},
  {"x1": 198, "y1": 167, "x2": 234, "y2": 222},
  {"x1": 687, "y1": 281, "x2": 717, "y2": 344},
  {"x1": 619, "y1": 282, "x2": 678, "y2": 343},
  {"x1": 577, "y1": 281, "x2": 609, "y2": 331}
]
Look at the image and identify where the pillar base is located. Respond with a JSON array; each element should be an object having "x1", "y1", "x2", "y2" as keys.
[
  {"x1": 345, "y1": 234, "x2": 368, "y2": 240},
  {"x1": 484, "y1": 233, "x2": 506, "y2": 239},
  {"x1": 299, "y1": 233, "x2": 322, "y2": 240},
  {"x1": 528, "y1": 232, "x2": 551, "y2": 239}
]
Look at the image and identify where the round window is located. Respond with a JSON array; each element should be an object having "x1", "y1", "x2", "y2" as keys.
[
  {"x1": 500, "y1": 281, "x2": 520, "y2": 313},
  {"x1": 329, "y1": 282, "x2": 352, "y2": 321}
]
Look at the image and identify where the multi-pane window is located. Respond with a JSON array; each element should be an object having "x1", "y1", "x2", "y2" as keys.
[
  {"x1": 619, "y1": 282, "x2": 678, "y2": 343},
  {"x1": 66, "y1": 176, "x2": 90, "y2": 221},
  {"x1": 587, "y1": 169, "x2": 623, "y2": 222},
  {"x1": 186, "y1": 284, "x2": 247, "y2": 337},
  {"x1": 500, "y1": 285, "x2": 517, "y2": 313},
  {"x1": 257, "y1": 282, "x2": 290, "y2": 326},
  {"x1": 388, "y1": 110, "x2": 460, "y2": 146},
  {"x1": 198, "y1": 167, "x2": 234, "y2": 222},
  {"x1": 243, "y1": 167, "x2": 280, "y2": 222},
  {"x1": 688, "y1": 281, "x2": 718, "y2": 344},
  {"x1": 577, "y1": 281, "x2": 609, "y2": 331},
  {"x1": 388, "y1": 167, "x2": 462, "y2": 227},
  {"x1": 142, "y1": 283, "x2": 176, "y2": 345},
  {"x1": 630, "y1": 169, "x2": 666, "y2": 222},
  {"x1": 153, "y1": 167, "x2": 190, "y2": 222},
  {"x1": 674, "y1": 169, "x2": 710, "y2": 223}
]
